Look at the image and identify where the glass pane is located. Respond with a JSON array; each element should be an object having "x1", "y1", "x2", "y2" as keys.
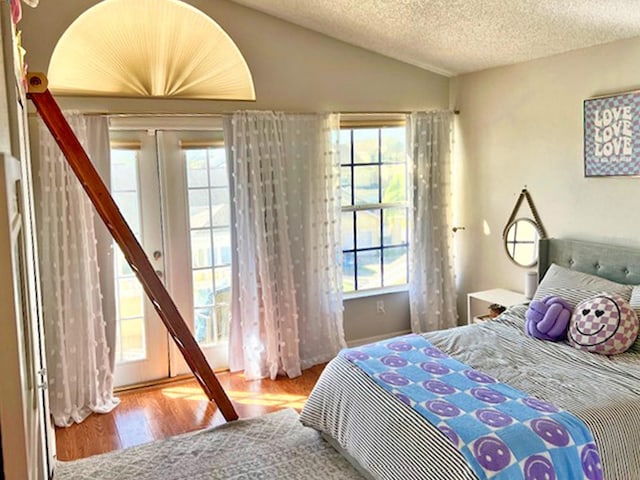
[
  {"x1": 353, "y1": 129, "x2": 379, "y2": 164},
  {"x1": 208, "y1": 149, "x2": 228, "y2": 188},
  {"x1": 341, "y1": 211, "x2": 354, "y2": 250},
  {"x1": 111, "y1": 150, "x2": 138, "y2": 191},
  {"x1": 357, "y1": 250, "x2": 382, "y2": 290},
  {"x1": 188, "y1": 189, "x2": 210, "y2": 228},
  {"x1": 115, "y1": 248, "x2": 133, "y2": 276},
  {"x1": 185, "y1": 150, "x2": 208, "y2": 188},
  {"x1": 193, "y1": 269, "x2": 214, "y2": 307},
  {"x1": 113, "y1": 191, "x2": 141, "y2": 235},
  {"x1": 381, "y1": 127, "x2": 406, "y2": 163},
  {"x1": 193, "y1": 307, "x2": 213, "y2": 344},
  {"x1": 338, "y1": 125, "x2": 409, "y2": 293},
  {"x1": 383, "y1": 246, "x2": 408, "y2": 287},
  {"x1": 383, "y1": 208, "x2": 408, "y2": 245},
  {"x1": 339, "y1": 129, "x2": 352, "y2": 165},
  {"x1": 341, "y1": 166, "x2": 352, "y2": 206},
  {"x1": 215, "y1": 305, "x2": 230, "y2": 342},
  {"x1": 118, "y1": 278, "x2": 143, "y2": 318},
  {"x1": 118, "y1": 317, "x2": 145, "y2": 362},
  {"x1": 212, "y1": 229, "x2": 231, "y2": 266},
  {"x1": 210, "y1": 188, "x2": 230, "y2": 227},
  {"x1": 214, "y1": 266, "x2": 231, "y2": 304},
  {"x1": 185, "y1": 142, "x2": 232, "y2": 344},
  {"x1": 381, "y1": 164, "x2": 407, "y2": 203},
  {"x1": 190, "y1": 229, "x2": 212, "y2": 268},
  {"x1": 111, "y1": 147, "x2": 145, "y2": 365},
  {"x1": 356, "y1": 209, "x2": 381, "y2": 249},
  {"x1": 353, "y1": 165, "x2": 379, "y2": 205},
  {"x1": 343, "y1": 252, "x2": 355, "y2": 293}
]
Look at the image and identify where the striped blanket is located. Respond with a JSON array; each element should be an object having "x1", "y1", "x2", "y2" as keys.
[
  {"x1": 301, "y1": 306, "x2": 640, "y2": 480},
  {"x1": 341, "y1": 334, "x2": 600, "y2": 480}
]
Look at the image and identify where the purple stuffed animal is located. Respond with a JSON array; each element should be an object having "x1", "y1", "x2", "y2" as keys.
[{"x1": 525, "y1": 295, "x2": 572, "y2": 341}]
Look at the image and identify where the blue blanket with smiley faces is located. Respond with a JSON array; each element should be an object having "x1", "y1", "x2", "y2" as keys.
[{"x1": 341, "y1": 334, "x2": 602, "y2": 480}]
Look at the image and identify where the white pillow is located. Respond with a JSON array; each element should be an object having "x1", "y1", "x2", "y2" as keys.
[{"x1": 533, "y1": 263, "x2": 633, "y2": 308}]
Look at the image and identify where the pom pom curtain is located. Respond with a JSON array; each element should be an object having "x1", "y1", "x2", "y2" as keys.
[
  {"x1": 224, "y1": 112, "x2": 345, "y2": 380},
  {"x1": 408, "y1": 111, "x2": 458, "y2": 333},
  {"x1": 36, "y1": 113, "x2": 119, "y2": 426},
  {"x1": 224, "y1": 110, "x2": 457, "y2": 379}
]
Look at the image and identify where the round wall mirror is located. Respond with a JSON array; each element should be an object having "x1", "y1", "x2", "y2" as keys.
[{"x1": 503, "y1": 218, "x2": 542, "y2": 268}]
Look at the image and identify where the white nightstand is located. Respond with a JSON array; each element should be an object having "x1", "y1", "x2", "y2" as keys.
[{"x1": 467, "y1": 288, "x2": 530, "y2": 325}]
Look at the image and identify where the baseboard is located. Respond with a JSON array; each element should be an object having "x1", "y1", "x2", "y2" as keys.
[{"x1": 346, "y1": 329, "x2": 412, "y2": 347}]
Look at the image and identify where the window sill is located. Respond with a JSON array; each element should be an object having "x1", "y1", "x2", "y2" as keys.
[{"x1": 344, "y1": 285, "x2": 408, "y2": 301}]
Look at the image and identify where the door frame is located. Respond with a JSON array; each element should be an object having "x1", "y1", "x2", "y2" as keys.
[
  {"x1": 109, "y1": 116, "x2": 229, "y2": 385},
  {"x1": 0, "y1": 154, "x2": 50, "y2": 480},
  {"x1": 156, "y1": 128, "x2": 229, "y2": 376}
]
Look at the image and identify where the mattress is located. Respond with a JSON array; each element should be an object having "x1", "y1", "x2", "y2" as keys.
[{"x1": 300, "y1": 306, "x2": 640, "y2": 480}]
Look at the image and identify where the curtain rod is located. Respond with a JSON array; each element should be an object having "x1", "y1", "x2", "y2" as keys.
[
  {"x1": 27, "y1": 112, "x2": 224, "y2": 117},
  {"x1": 342, "y1": 110, "x2": 460, "y2": 115},
  {"x1": 28, "y1": 109, "x2": 460, "y2": 117}
]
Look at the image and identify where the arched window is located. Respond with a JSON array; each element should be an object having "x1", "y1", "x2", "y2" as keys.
[{"x1": 47, "y1": 0, "x2": 255, "y2": 100}]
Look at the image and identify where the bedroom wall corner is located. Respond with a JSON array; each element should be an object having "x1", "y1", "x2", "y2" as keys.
[{"x1": 451, "y1": 36, "x2": 640, "y2": 323}]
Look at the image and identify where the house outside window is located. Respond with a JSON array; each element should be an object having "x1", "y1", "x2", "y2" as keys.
[{"x1": 340, "y1": 125, "x2": 409, "y2": 293}]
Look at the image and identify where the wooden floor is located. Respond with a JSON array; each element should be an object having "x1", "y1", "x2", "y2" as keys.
[{"x1": 55, "y1": 364, "x2": 326, "y2": 461}]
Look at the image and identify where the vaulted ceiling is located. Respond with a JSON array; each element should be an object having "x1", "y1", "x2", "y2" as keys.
[{"x1": 230, "y1": 0, "x2": 640, "y2": 75}]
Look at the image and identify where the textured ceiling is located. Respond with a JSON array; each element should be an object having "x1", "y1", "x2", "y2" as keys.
[{"x1": 229, "y1": 0, "x2": 640, "y2": 75}]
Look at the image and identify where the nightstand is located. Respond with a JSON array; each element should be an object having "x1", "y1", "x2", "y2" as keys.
[{"x1": 467, "y1": 288, "x2": 530, "y2": 325}]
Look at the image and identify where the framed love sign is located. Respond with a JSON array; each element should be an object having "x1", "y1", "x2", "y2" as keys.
[{"x1": 584, "y1": 91, "x2": 640, "y2": 177}]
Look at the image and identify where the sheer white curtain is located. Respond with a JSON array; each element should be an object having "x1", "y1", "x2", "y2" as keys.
[
  {"x1": 408, "y1": 111, "x2": 458, "y2": 333},
  {"x1": 283, "y1": 114, "x2": 345, "y2": 370},
  {"x1": 224, "y1": 111, "x2": 345, "y2": 380},
  {"x1": 37, "y1": 113, "x2": 119, "y2": 427}
]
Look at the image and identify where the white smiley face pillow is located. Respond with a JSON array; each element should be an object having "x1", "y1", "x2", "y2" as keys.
[{"x1": 568, "y1": 294, "x2": 639, "y2": 355}]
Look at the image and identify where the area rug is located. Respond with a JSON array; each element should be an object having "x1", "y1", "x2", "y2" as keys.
[{"x1": 55, "y1": 409, "x2": 364, "y2": 479}]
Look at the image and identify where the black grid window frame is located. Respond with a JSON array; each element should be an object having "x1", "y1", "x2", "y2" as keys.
[{"x1": 341, "y1": 127, "x2": 410, "y2": 292}]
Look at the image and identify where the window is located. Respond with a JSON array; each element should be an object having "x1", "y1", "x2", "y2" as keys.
[
  {"x1": 184, "y1": 146, "x2": 231, "y2": 345},
  {"x1": 111, "y1": 148, "x2": 146, "y2": 362},
  {"x1": 340, "y1": 126, "x2": 409, "y2": 293}
]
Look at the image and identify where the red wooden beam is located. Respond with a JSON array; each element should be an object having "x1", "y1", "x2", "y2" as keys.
[{"x1": 27, "y1": 73, "x2": 238, "y2": 422}]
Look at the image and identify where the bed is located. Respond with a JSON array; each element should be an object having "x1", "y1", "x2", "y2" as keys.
[{"x1": 300, "y1": 238, "x2": 640, "y2": 480}]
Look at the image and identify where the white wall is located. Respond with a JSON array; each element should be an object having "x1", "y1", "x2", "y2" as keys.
[
  {"x1": 20, "y1": 0, "x2": 450, "y2": 343},
  {"x1": 451, "y1": 36, "x2": 640, "y2": 323},
  {"x1": 344, "y1": 291, "x2": 411, "y2": 345}
]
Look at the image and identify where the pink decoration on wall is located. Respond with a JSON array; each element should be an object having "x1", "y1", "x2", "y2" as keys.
[{"x1": 10, "y1": 0, "x2": 22, "y2": 24}]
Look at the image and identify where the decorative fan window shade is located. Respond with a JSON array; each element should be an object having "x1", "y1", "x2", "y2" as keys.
[{"x1": 47, "y1": 0, "x2": 255, "y2": 100}]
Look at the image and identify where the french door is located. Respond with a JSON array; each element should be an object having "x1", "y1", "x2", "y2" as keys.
[{"x1": 109, "y1": 124, "x2": 231, "y2": 387}]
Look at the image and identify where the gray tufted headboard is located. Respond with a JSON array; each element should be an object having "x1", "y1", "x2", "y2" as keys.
[{"x1": 538, "y1": 238, "x2": 640, "y2": 285}]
